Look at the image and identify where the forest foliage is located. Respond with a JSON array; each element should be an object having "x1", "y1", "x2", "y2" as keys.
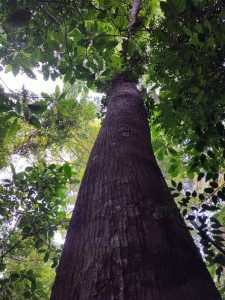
[{"x1": 0, "y1": 0, "x2": 224, "y2": 298}]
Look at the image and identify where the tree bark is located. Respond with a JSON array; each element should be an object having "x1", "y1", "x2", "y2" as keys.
[{"x1": 51, "y1": 76, "x2": 221, "y2": 300}]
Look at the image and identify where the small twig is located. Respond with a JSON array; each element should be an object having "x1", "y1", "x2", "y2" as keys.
[{"x1": 0, "y1": 78, "x2": 15, "y2": 94}]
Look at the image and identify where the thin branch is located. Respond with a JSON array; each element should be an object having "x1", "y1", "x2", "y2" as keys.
[
  {"x1": 44, "y1": 4, "x2": 61, "y2": 26},
  {"x1": 0, "y1": 78, "x2": 15, "y2": 94},
  {"x1": 68, "y1": 146, "x2": 86, "y2": 163},
  {"x1": 190, "y1": 220, "x2": 225, "y2": 256},
  {"x1": 6, "y1": 255, "x2": 43, "y2": 263},
  {"x1": 72, "y1": 135, "x2": 90, "y2": 154}
]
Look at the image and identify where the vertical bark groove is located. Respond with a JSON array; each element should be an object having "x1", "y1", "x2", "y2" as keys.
[{"x1": 51, "y1": 78, "x2": 221, "y2": 300}]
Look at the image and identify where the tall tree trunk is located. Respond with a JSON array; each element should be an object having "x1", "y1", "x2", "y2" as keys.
[{"x1": 51, "y1": 76, "x2": 221, "y2": 300}]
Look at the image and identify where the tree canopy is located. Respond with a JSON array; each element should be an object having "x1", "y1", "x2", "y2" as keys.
[{"x1": 0, "y1": 0, "x2": 224, "y2": 298}]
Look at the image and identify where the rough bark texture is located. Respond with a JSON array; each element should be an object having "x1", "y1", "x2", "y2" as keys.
[{"x1": 51, "y1": 77, "x2": 221, "y2": 300}]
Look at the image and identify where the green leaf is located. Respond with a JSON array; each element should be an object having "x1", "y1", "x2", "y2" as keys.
[
  {"x1": 10, "y1": 273, "x2": 20, "y2": 282},
  {"x1": 206, "y1": 173, "x2": 212, "y2": 181},
  {"x1": 190, "y1": 86, "x2": 200, "y2": 94},
  {"x1": 101, "y1": 69, "x2": 111, "y2": 77},
  {"x1": 44, "y1": 252, "x2": 50, "y2": 262},
  {"x1": 200, "y1": 154, "x2": 206, "y2": 165},
  {"x1": 157, "y1": 150, "x2": 164, "y2": 161},
  {"x1": 168, "y1": 147, "x2": 178, "y2": 156},
  {"x1": 216, "y1": 266, "x2": 223, "y2": 280},
  {"x1": 214, "y1": 254, "x2": 225, "y2": 267},
  {"x1": 210, "y1": 217, "x2": 220, "y2": 223},
  {"x1": 31, "y1": 280, "x2": 36, "y2": 292},
  {"x1": 15, "y1": 101, "x2": 22, "y2": 114},
  {"x1": 201, "y1": 204, "x2": 219, "y2": 211},
  {"x1": 207, "y1": 150, "x2": 215, "y2": 158},
  {"x1": 177, "y1": 182, "x2": 183, "y2": 191},
  {"x1": 171, "y1": 0, "x2": 186, "y2": 14},
  {"x1": 28, "y1": 102, "x2": 47, "y2": 113},
  {"x1": 51, "y1": 258, "x2": 58, "y2": 269},
  {"x1": 172, "y1": 192, "x2": 180, "y2": 198},
  {"x1": 206, "y1": 36, "x2": 214, "y2": 49},
  {"x1": 194, "y1": 23, "x2": 202, "y2": 34},
  {"x1": 187, "y1": 169, "x2": 195, "y2": 180},
  {"x1": 105, "y1": 40, "x2": 118, "y2": 48},
  {"x1": 28, "y1": 115, "x2": 41, "y2": 128},
  {"x1": 6, "y1": 118, "x2": 20, "y2": 139},
  {"x1": 23, "y1": 291, "x2": 31, "y2": 299},
  {"x1": 212, "y1": 195, "x2": 218, "y2": 205},
  {"x1": 63, "y1": 163, "x2": 72, "y2": 179},
  {"x1": 168, "y1": 164, "x2": 179, "y2": 177},
  {"x1": 195, "y1": 141, "x2": 206, "y2": 152},
  {"x1": 218, "y1": 191, "x2": 225, "y2": 201},
  {"x1": 204, "y1": 188, "x2": 214, "y2": 194},
  {"x1": 160, "y1": 2, "x2": 172, "y2": 16},
  {"x1": 72, "y1": 178, "x2": 80, "y2": 184},
  {"x1": 55, "y1": 85, "x2": 61, "y2": 99},
  {"x1": 192, "y1": 191, "x2": 197, "y2": 197},
  {"x1": 209, "y1": 182, "x2": 218, "y2": 188},
  {"x1": 171, "y1": 179, "x2": 177, "y2": 187},
  {"x1": 211, "y1": 229, "x2": 224, "y2": 235},
  {"x1": 199, "y1": 194, "x2": 205, "y2": 200},
  {"x1": 152, "y1": 139, "x2": 163, "y2": 152},
  {"x1": 5, "y1": 64, "x2": 12, "y2": 73},
  {"x1": 197, "y1": 172, "x2": 204, "y2": 181},
  {"x1": 204, "y1": 19, "x2": 212, "y2": 33},
  {"x1": 25, "y1": 166, "x2": 33, "y2": 172},
  {"x1": 211, "y1": 223, "x2": 222, "y2": 229},
  {"x1": 12, "y1": 64, "x2": 19, "y2": 76},
  {"x1": 183, "y1": 26, "x2": 192, "y2": 37},
  {"x1": 182, "y1": 208, "x2": 187, "y2": 216},
  {"x1": 0, "y1": 263, "x2": 6, "y2": 272}
]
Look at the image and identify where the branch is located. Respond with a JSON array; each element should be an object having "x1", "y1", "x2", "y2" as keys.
[
  {"x1": 6, "y1": 255, "x2": 43, "y2": 263},
  {"x1": 72, "y1": 135, "x2": 90, "y2": 154},
  {"x1": 190, "y1": 220, "x2": 225, "y2": 256},
  {"x1": 128, "y1": 0, "x2": 142, "y2": 36},
  {"x1": 45, "y1": 8, "x2": 61, "y2": 26},
  {"x1": 39, "y1": 2, "x2": 61, "y2": 26}
]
